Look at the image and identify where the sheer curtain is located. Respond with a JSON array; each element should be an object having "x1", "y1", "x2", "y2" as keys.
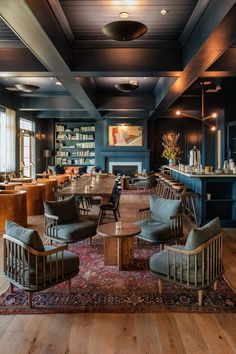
[{"x1": 0, "y1": 108, "x2": 16, "y2": 173}]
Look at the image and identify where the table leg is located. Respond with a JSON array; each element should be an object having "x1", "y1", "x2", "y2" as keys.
[{"x1": 117, "y1": 237, "x2": 134, "y2": 270}]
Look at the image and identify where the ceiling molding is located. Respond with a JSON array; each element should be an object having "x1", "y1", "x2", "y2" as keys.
[
  {"x1": 180, "y1": 0, "x2": 211, "y2": 47},
  {"x1": 47, "y1": 0, "x2": 74, "y2": 45},
  {"x1": 0, "y1": 0, "x2": 101, "y2": 119}
]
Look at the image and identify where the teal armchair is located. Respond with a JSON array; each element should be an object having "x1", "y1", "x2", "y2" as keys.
[
  {"x1": 44, "y1": 195, "x2": 97, "y2": 245},
  {"x1": 149, "y1": 217, "x2": 223, "y2": 306},
  {"x1": 3, "y1": 220, "x2": 79, "y2": 307},
  {"x1": 136, "y1": 196, "x2": 184, "y2": 249}
]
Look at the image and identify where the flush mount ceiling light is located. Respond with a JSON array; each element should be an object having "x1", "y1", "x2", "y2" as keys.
[
  {"x1": 102, "y1": 20, "x2": 147, "y2": 41},
  {"x1": 119, "y1": 12, "x2": 129, "y2": 19},
  {"x1": 114, "y1": 80, "x2": 139, "y2": 92},
  {"x1": 14, "y1": 83, "x2": 40, "y2": 92},
  {"x1": 160, "y1": 9, "x2": 168, "y2": 15}
]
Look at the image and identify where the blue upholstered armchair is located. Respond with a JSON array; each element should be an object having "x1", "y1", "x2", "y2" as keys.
[
  {"x1": 149, "y1": 217, "x2": 223, "y2": 306},
  {"x1": 44, "y1": 195, "x2": 97, "y2": 245},
  {"x1": 136, "y1": 196, "x2": 184, "y2": 249},
  {"x1": 3, "y1": 220, "x2": 79, "y2": 307}
]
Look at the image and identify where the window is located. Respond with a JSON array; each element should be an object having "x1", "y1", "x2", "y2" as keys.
[
  {"x1": 19, "y1": 119, "x2": 35, "y2": 177},
  {"x1": 0, "y1": 108, "x2": 16, "y2": 173}
]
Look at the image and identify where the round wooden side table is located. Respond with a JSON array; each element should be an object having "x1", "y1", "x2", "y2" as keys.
[
  {"x1": 0, "y1": 190, "x2": 27, "y2": 230},
  {"x1": 97, "y1": 222, "x2": 140, "y2": 270}
]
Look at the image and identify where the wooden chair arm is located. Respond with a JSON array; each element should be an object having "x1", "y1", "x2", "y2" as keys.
[
  {"x1": 45, "y1": 213, "x2": 59, "y2": 221},
  {"x1": 170, "y1": 212, "x2": 183, "y2": 220},
  {"x1": 165, "y1": 233, "x2": 223, "y2": 255},
  {"x1": 3, "y1": 234, "x2": 67, "y2": 256},
  {"x1": 138, "y1": 207, "x2": 150, "y2": 213}
]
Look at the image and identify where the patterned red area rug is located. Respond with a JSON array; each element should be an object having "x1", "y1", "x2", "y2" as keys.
[{"x1": 0, "y1": 241, "x2": 235, "y2": 314}]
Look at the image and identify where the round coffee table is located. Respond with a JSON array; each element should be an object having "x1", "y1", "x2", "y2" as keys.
[{"x1": 97, "y1": 222, "x2": 140, "y2": 270}]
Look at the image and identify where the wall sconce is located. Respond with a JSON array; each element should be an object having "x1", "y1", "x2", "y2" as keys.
[{"x1": 36, "y1": 132, "x2": 46, "y2": 140}]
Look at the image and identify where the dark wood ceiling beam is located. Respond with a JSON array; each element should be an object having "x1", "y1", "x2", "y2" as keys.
[
  {"x1": 16, "y1": 96, "x2": 84, "y2": 110},
  {"x1": 29, "y1": 111, "x2": 92, "y2": 119},
  {"x1": 72, "y1": 48, "x2": 182, "y2": 74},
  {"x1": 0, "y1": 0, "x2": 101, "y2": 120},
  {"x1": 150, "y1": 1, "x2": 236, "y2": 119},
  {"x1": 0, "y1": 46, "x2": 181, "y2": 76},
  {"x1": 96, "y1": 95, "x2": 154, "y2": 111}
]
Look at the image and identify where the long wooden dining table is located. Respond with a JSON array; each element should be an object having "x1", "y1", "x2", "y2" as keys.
[{"x1": 57, "y1": 174, "x2": 116, "y2": 204}]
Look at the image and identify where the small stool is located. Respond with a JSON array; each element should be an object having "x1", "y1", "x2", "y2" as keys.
[{"x1": 182, "y1": 191, "x2": 198, "y2": 226}]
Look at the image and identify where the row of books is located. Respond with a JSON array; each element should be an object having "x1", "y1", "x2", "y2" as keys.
[
  {"x1": 56, "y1": 125, "x2": 95, "y2": 133},
  {"x1": 57, "y1": 133, "x2": 94, "y2": 141},
  {"x1": 56, "y1": 157, "x2": 95, "y2": 165}
]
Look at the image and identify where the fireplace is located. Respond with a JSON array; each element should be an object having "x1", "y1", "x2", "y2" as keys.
[{"x1": 109, "y1": 161, "x2": 142, "y2": 175}]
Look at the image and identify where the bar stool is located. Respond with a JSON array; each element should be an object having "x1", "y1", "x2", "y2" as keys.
[
  {"x1": 161, "y1": 178, "x2": 176, "y2": 198},
  {"x1": 182, "y1": 190, "x2": 198, "y2": 226}
]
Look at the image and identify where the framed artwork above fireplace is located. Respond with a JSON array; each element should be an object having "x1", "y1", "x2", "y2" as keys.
[{"x1": 108, "y1": 125, "x2": 143, "y2": 147}]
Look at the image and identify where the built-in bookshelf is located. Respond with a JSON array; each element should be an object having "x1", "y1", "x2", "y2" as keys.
[{"x1": 55, "y1": 122, "x2": 96, "y2": 166}]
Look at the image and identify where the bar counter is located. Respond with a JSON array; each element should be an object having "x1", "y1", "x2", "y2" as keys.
[{"x1": 164, "y1": 165, "x2": 236, "y2": 227}]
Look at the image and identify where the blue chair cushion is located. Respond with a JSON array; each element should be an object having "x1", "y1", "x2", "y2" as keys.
[
  {"x1": 185, "y1": 217, "x2": 221, "y2": 251},
  {"x1": 44, "y1": 196, "x2": 78, "y2": 224},
  {"x1": 150, "y1": 196, "x2": 182, "y2": 223},
  {"x1": 150, "y1": 246, "x2": 203, "y2": 284},
  {"x1": 55, "y1": 165, "x2": 65, "y2": 174},
  {"x1": 25, "y1": 246, "x2": 79, "y2": 286},
  {"x1": 5, "y1": 220, "x2": 45, "y2": 269},
  {"x1": 5, "y1": 220, "x2": 44, "y2": 252},
  {"x1": 53, "y1": 219, "x2": 97, "y2": 241},
  {"x1": 136, "y1": 218, "x2": 171, "y2": 242}
]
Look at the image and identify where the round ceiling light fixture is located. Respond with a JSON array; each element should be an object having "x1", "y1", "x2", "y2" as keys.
[
  {"x1": 119, "y1": 12, "x2": 129, "y2": 19},
  {"x1": 15, "y1": 83, "x2": 40, "y2": 92},
  {"x1": 102, "y1": 20, "x2": 148, "y2": 41},
  {"x1": 114, "y1": 80, "x2": 139, "y2": 93}
]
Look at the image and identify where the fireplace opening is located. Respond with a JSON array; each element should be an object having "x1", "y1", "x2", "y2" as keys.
[{"x1": 112, "y1": 165, "x2": 138, "y2": 176}]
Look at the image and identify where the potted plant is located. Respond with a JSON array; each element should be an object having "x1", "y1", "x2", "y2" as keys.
[{"x1": 161, "y1": 132, "x2": 182, "y2": 165}]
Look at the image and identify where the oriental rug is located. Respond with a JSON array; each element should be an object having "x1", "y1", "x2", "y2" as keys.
[{"x1": 0, "y1": 240, "x2": 235, "y2": 314}]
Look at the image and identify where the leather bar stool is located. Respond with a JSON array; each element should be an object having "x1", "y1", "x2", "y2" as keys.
[
  {"x1": 15, "y1": 183, "x2": 46, "y2": 216},
  {"x1": 0, "y1": 190, "x2": 27, "y2": 230},
  {"x1": 37, "y1": 178, "x2": 58, "y2": 201}
]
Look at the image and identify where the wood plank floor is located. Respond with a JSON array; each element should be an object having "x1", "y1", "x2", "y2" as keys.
[{"x1": 0, "y1": 194, "x2": 236, "y2": 354}]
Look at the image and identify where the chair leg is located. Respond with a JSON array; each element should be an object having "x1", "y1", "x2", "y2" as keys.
[
  {"x1": 67, "y1": 279, "x2": 72, "y2": 293},
  {"x1": 10, "y1": 283, "x2": 14, "y2": 293},
  {"x1": 113, "y1": 209, "x2": 118, "y2": 221},
  {"x1": 98, "y1": 209, "x2": 103, "y2": 225},
  {"x1": 214, "y1": 280, "x2": 218, "y2": 291},
  {"x1": 158, "y1": 279, "x2": 163, "y2": 295},
  {"x1": 136, "y1": 237, "x2": 140, "y2": 247},
  {"x1": 89, "y1": 237, "x2": 93, "y2": 246},
  {"x1": 198, "y1": 290, "x2": 203, "y2": 306},
  {"x1": 28, "y1": 292, "x2": 33, "y2": 308}
]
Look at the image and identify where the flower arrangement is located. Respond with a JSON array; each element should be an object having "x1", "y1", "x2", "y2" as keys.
[{"x1": 161, "y1": 132, "x2": 182, "y2": 162}]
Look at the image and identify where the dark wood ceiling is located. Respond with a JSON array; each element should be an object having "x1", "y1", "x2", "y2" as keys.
[
  {"x1": 58, "y1": 0, "x2": 198, "y2": 46},
  {"x1": 0, "y1": 0, "x2": 235, "y2": 120}
]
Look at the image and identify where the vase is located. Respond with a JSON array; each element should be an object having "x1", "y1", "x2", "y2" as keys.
[{"x1": 168, "y1": 159, "x2": 176, "y2": 166}]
